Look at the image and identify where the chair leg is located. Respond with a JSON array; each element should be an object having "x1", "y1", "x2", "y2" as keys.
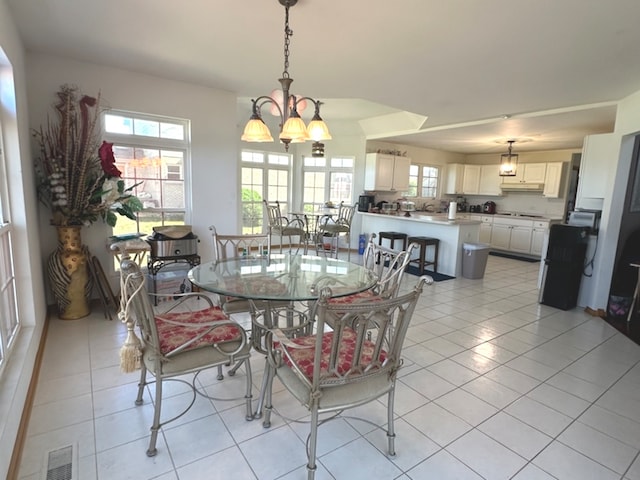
[
  {"x1": 243, "y1": 358, "x2": 254, "y2": 421},
  {"x1": 135, "y1": 364, "x2": 147, "y2": 406},
  {"x1": 147, "y1": 375, "x2": 162, "y2": 457},
  {"x1": 261, "y1": 362, "x2": 275, "y2": 427},
  {"x1": 386, "y1": 384, "x2": 397, "y2": 456},
  {"x1": 217, "y1": 364, "x2": 224, "y2": 380},
  {"x1": 307, "y1": 406, "x2": 320, "y2": 480}
]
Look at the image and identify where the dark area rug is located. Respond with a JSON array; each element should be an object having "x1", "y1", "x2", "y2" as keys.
[
  {"x1": 405, "y1": 265, "x2": 455, "y2": 282},
  {"x1": 489, "y1": 251, "x2": 540, "y2": 263}
]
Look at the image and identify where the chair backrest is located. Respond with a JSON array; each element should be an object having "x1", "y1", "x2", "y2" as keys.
[
  {"x1": 263, "y1": 200, "x2": 284, "y2": 228},
  {"x1": 335, "y1": 202, "x2": 356, "y2": 227},
  {"x1": 119, "y1": 259, "x2": 161, "y2": 357},
  {"x1": 362, "y1": 236, "x2": 417, "y2": 299},
  {"x1": 210, "y1": 225, "x2": 271, "y2": 260},
  {"x1": 286, "y1": 276, "x2": 431, "y2": 388}
]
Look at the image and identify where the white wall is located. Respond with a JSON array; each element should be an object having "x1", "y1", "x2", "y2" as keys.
[
  {"x1": 26, "y1": 53, "x2": 240, "y2": 283},
  {"x1": 580, "y1": 90, "x2": 640, "y2": 309},
  {"x1": 0, "y1": 0, "x2": 47, "y2": 476}
]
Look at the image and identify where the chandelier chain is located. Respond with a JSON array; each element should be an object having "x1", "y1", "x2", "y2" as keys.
[{"x1": 282, "y1": 3, "x2": 292, "y2": 79}]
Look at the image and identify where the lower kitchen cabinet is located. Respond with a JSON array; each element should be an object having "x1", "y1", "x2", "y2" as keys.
[
  {"x1": 490, "y1": 217, "x2": 533, "y2": 254},
  {"x1": 530, "y1": 220, "x2": 550, "y2": 256},
  {"x1": 479, "y1": 215, "x2": 493, "y2": 244}
]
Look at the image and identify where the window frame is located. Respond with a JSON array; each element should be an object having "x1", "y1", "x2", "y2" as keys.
[
  {"x1": 240, "y1": 150, "x2": 293, "y2": 234},
  {"x1": 301, "y1": 155, "x2": 355, "y2": 213},
  {"x1": 102, "y1": 110, "x2": 192, "y2": 232},
  {"x1": 405, "y1": 163, "x2": 440, "y2": 199}
]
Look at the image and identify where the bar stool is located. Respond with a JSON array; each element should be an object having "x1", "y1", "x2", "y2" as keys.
[
  {"x1": 407, "y1": 236, "x2": 439, "y2": 273},
  {"x1": 378, "y1": 231, "x2": 407, "y2": 251}
]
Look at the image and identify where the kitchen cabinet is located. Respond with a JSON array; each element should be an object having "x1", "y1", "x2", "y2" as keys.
[
  {"x1": 575, "y1": 133, "x2": 616, "y2": 209},
  {"x1": 502, "y1": 163, "x2": 547, "y2": 184},
  {"x1": 543, "y1": 162, "x2": 565, "y2": 198},
  {"x1": 462, "y1": 165, "x2": 481, "y2": 194},
  {"x1": 479, "y1": 164, "x2": 503, "y2": 195},
  {"x1": 530, "y1": 220, "x2": 549, "y2": 256},
  {"x1": 490, "y1": 217, "x2": 533, "y2": 254},
  {"x1": 364, "y1": 153, "x2": 411, "y2": 191},
  {"x1": 479, "y1": 215, "x2": 493, "y2": 244},
  {"x1": 444, "y1": 164, "x2": 465, "y2": 195}
]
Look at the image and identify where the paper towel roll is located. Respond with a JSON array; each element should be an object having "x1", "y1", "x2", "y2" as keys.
[{"x1": 448, "y1": 202, "x2": 457, "y2": 220}]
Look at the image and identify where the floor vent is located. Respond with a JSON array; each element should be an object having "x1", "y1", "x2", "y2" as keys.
[{"x1": 44, "y1": 445, "x2": 74, "y2": 480}]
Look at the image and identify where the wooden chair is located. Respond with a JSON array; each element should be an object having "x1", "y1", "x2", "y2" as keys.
[
  {"x1": 261, "y1": 276, "x2": 432, "y2": 480},
  {"x1": 119, "y1": 259, "x2": 253, "y2": 457},
  {"x1": 263, "y1": 200, "x2": 308, "y2": 253}
]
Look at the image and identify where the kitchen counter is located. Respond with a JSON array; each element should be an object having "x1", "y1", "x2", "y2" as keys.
[{"x1": 359, "y1": 212, "x2": 481, "y2": 277}]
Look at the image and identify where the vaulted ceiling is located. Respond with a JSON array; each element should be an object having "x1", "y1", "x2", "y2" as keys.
[{"x1": 8, "y1": 0, "x2": 640, "y2": 153}]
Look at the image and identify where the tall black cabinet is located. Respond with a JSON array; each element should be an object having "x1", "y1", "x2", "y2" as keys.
[{"x1": 540, "y1": 225, "x2": 590, "y2": 310}]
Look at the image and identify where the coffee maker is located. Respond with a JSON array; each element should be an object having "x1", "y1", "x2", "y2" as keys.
[
  {"x1": 483, "y1": 201, "x2": 497, "y2": 214},
  {"x1": 358, "y1": 194, "x2": 375, "y2": 212}
]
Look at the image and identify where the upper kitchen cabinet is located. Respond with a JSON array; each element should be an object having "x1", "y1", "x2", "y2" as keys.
[
  {"x1": 364, "y1": 153, "x2": 411, "y2": 191},
  {"x1": 478, "y1": 164, "x2": 503, "y2": 195},
  {"x1": 575, "y1": 133, "x2": 616, "y2": 209},
  {"x1": 502, "y1": 163, "x2": 547, "y2": 184},
  {"x1": 462, "y1": 165, "x2": 481, "y2": 194},
  {"x1": 444, "y1": 164, "x2": 465, "y2": 195},
  {"x1": 542, "y1": 162, "x2": 566, "y2": 198}
]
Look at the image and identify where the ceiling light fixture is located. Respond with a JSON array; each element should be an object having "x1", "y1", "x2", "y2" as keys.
[
  {"x1": 499, "y1": 140, "x2": 518, "y2": 176},
  {"x1": 241, "y1": 0, "x2": 331, "y2": 152}
]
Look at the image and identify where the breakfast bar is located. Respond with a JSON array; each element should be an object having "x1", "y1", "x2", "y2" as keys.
[{"x1": 359, "y1": 212, "x2": 481, "y2": 277}]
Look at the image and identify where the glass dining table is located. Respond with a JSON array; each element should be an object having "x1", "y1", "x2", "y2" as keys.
[{"x1": 188, "y1": 252, "x2": 378, "y2": 416}]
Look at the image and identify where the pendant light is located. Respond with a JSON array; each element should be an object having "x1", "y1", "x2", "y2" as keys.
[
  {"x1": 241, "y1": 0, "x2": 331, "y2": 151},
  {"x1": 499, "y1": 140, "x2": 518, "y2": 176}
]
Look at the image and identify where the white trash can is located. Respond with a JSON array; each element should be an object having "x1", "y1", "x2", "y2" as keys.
[{"x1": 462, "y1": 243, "x2": 491, "y2": 279}]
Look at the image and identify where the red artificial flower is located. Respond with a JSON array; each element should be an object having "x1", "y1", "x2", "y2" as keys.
[{"x1": 99, "y1": 141, "x2": 122, "y2": 178}]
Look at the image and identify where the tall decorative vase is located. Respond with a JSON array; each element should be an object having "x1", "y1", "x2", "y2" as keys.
[{"x1": 47, "y1": 226, "x2": 92, "y2": 320}]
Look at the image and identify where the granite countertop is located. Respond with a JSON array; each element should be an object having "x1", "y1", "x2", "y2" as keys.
[
  {"x1": 359, "y1": 211, "x2": 481, "y2": 225},
  {"x1": 467, "y1": 212, "x2": 563, "y2": 221}
]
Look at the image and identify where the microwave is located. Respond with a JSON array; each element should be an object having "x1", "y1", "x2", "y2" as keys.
[{"x1": 568, "y1": 209, "x2": 601, "y2": 234}]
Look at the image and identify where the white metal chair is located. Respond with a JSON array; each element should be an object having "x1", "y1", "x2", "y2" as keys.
[
  {"x1": 210, "y1": 225, "x2": 277, "y2": 314},
  {"x1": 261, "y1": 276, "x2": 432, "y2": 480},
  {"x1": 119, "y1": 259, "x2": 253, "y2": 457},
  {"x1": 325, "y1": 234, "x2": 420, "y2": 309},
  {"x1": 263, "y1": 200, "x2": 308, "y2": 253},
  {"x1": 317, "y1": 201, "x2": 356, "y2": 260}
]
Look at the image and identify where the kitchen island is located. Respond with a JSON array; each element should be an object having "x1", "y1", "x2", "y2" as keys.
[{"x1": 359, "y1": 212, "x2": 480, "y2": 277}]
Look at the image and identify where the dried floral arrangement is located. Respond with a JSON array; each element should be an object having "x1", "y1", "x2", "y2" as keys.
[{"x1": 34, "y1": 84, "x2": 142, "y2": 227}]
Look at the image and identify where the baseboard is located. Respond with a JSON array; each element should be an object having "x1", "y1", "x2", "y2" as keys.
[{"x1": 6, "y1": 313, "x2": 51, "y2": 480}]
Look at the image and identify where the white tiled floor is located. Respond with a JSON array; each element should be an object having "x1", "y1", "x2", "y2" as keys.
[{"x1": 18, "y1": 255, "x2": 640, "y2": 479}]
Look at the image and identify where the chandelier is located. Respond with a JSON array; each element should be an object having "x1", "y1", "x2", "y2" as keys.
[
  {"x1": 241, "y1": 0, "x2": 331, "y2": 152},
  {"x1": 499, "y1": 140, "x2": 519, "y2": 176}
]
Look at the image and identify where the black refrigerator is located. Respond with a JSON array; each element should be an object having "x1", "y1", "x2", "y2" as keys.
[{"x1": 540, "y1": 224, "x2": 590, "y2": 310}]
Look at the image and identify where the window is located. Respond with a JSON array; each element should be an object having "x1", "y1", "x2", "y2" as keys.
[
  {"x1": 241, "y1": 150, "x2": 291, "y2": 234},
  {"x1": 103, "y1": 112, "x2": 190, "y2": 235},
  {"x1": 302, "y1": 156, "x2": 354, "y2": 213},
  {"x1": 406, "y1": 164, "x2": 439, "y2": 198},
  {"x1": 0, "y1": 141, "x2": 19, "y2": 376}
]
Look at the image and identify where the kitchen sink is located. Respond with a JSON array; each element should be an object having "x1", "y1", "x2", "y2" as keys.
[{"x1": 498, "y1": 212, "x2": 545, "y2": 218}]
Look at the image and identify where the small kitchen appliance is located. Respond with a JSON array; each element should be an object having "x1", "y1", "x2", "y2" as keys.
[
  {"x1": 358, "y1": 194, "x2": 375, "y2": 212},
  {"x1": 483, "y1": 201, "x2": 497, "y2": 214},
  {"x1": 567, "y1": 209, "x2": 601, "y2": 234},
  {"x1": 147, "y1": 226, "x2": 199, "y2": 258}
]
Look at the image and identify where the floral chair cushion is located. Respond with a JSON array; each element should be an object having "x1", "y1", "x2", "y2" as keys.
[
  {"x1": 279, "y1": 327, "x2": 387, "y2": 381},
  {"x1": 155, "y1": 306, "x2": 242, "y2": 354},
  {"x1": 327, "y1": 290, "x2": 382, "y2": 306}
]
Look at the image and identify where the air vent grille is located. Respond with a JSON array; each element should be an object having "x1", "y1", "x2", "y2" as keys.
[{"x1": 45, "y1": 445, "x2": 73, "y2": 480}]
